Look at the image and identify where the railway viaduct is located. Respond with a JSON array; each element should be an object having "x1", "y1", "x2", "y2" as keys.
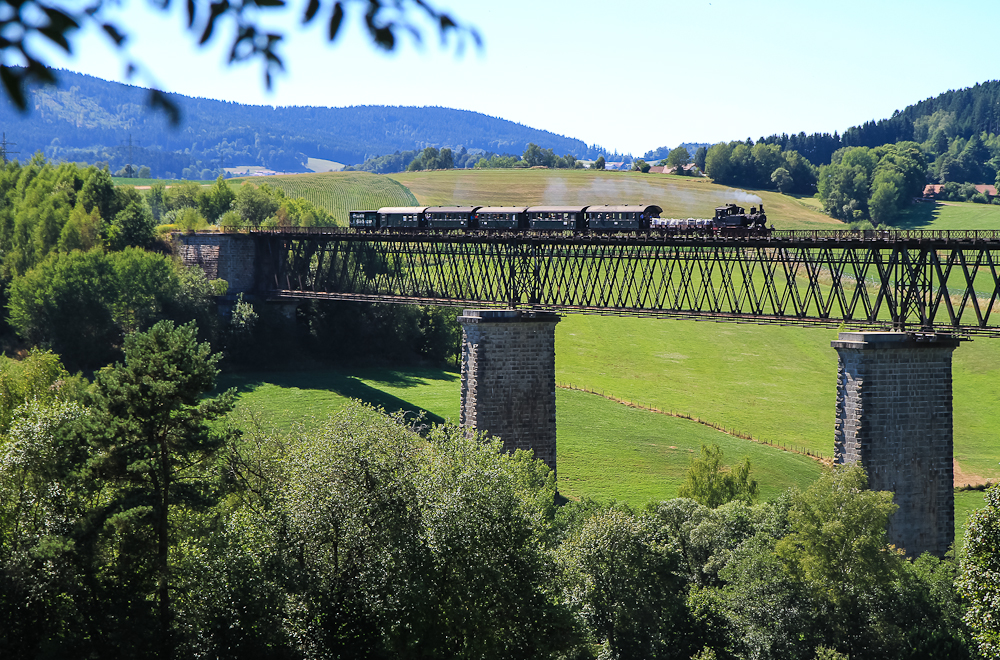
[{"x1": 176, "y1": 228, "x2": 1000, "y2": 557}]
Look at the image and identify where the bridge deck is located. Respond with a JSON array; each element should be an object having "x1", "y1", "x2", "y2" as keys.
[
  {"x1": 229, "y1": 228, "x2": 1000, "y2": 336},
  {"x1": 246, "y1": 226, "x2": 1000, "y2": 248}
]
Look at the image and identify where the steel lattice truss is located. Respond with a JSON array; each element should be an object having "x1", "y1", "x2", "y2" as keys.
[{"x1": 252, "y1": 229, "x2": 1000, "y2": 335}]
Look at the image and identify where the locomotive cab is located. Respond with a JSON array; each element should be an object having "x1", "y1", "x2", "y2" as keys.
[{"x1": 713, "y1": 204, "x2": 747, "y2": 227}]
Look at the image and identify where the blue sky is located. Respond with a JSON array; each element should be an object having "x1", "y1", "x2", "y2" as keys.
[{"x1": 27, "y1": 0, "x2": 1000, "y2": 156}]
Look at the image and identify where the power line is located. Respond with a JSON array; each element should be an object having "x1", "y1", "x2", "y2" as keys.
[{"x1": 0, "y1": 133, "x2": 19, "y2": 165}]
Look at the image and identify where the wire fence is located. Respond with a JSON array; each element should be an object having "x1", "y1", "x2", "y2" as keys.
[{"x1": 556, "y1": 382, "x2": 829, "y2": 463}]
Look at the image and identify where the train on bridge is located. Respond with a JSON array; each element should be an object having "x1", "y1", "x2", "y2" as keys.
[{"x1": 348, "y1": 203, "x2": 770, "y2": 237}]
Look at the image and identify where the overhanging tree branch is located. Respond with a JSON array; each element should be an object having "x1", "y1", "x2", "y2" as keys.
[{"x1": 1, "y1": 0, "x2": 480, "y2": 123}]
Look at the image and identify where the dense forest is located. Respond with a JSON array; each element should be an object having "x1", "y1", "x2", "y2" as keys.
[
  {"x1": 753, "y1": 81, "x2": 1000, "y2": 165},
  {"x1": 1, "y1": 70, "x2": 605, "y2": 177},
  {"x1": 0, "y1": 157, "x2": 463, "y2": 369}
]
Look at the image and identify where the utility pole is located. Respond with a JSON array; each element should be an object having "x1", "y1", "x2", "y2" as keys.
[
  {"x1": 0, "y1": 133, "x2": 19, "y2": 165},
  {"x1": 128, "y1": 133, "x2": 134, "y2": 177}
]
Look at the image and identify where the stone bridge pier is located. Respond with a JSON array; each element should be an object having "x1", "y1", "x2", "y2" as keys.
[
  {"x1": 457, "y1": 310, "x2": 560, "y2": 474},
  {"x1": 832, "y1": 332, "x2": 960, "y2": 557}
]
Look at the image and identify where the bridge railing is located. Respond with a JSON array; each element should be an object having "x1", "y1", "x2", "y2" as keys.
[
  {"x1": 770, "y1": 229, "x2": 1000, "y2": 243},
  {"x1": 238, "y1": 226, "x2": 1000, "y2": 243}
]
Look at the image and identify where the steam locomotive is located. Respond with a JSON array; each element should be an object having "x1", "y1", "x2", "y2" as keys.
[{"x1": 349, "y1": 202, "x2": 770, "y2": 237}]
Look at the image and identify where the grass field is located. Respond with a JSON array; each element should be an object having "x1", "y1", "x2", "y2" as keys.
[
  {"x1": 894, "y1": 199, "x2": 1000, "y2": 230},
  {"x1": 113, "y1": 177, "x2": 214, "y2": 186},
  {"x1": 219, "y1": 364, "x2": 823, "y2": 507},
  {"x1": 388, "y1": 169, "x2": 844, "y2": 229},
  {"x1": 229, "y1": 171, "x2": 418, "y2": 225},
  {"x1": 305, "y1": 157, "x2": 345, "y2": 172},
  {"x1": 556, "y1": 314, "x2": 1000, "y2": 483}
]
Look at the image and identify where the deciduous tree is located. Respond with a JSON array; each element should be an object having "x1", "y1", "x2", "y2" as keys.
[
  {"x1": 959, "y1": 484, "x2": 1000, "y2": 659},
  {"x1": 678, "y1": 443, "x2": 758, "y2": 508},
  {"x1": 233, "y1": 183, "x2": 279, "y2": 225},
  {"x1": 771, "y1": 167, "x2": 794, "y2": 193},
  {"x1": 558, "y1": 507, "x2": 697, "y2": 659},
  {"x1": 666, "y1": 146, "x2": 691, "y2": 170},
  {"x1": 693, "y1": 146, "x2": 707, "y2": 172}
]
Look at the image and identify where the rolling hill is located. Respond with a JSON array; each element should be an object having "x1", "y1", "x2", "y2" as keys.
[
  {"x1": 230, "y1": 171, "x2": 418, "y2": 225},
  {"x1": 2, "y1": 69, "x2": 603, "y2": 177}
]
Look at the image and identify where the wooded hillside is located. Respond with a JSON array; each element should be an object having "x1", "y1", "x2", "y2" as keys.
[{"x1": 2, "y1": 70, "x2": 601, "y2": 176}]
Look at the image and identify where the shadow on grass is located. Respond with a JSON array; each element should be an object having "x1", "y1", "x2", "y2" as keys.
[
  {"x1": 893, "y1": 201, "x2": 943, "y2": 229},
  {"x1": 218, "y1": 366, "x2": 458, "y2": 425}
]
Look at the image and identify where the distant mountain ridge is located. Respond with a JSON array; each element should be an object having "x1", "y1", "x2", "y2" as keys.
[
  {"x1": 6, "y1": 70, "x2": 1000, "y2": 178},
  {"x1": 2, "y1": 70, "x2": 604, "y2": 177}
]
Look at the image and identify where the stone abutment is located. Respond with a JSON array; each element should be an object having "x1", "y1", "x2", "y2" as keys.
[{"x1": 175, "y1": 233, "x2": 257, "y2": 294}]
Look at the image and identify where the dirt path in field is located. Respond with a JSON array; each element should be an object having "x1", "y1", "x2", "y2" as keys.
[
  {"x1": 557, "y1": 383, "x2": 829, "y2": 464},
  {"x1": 954, "y1": 460, "x2": 992, "y2": 488}
]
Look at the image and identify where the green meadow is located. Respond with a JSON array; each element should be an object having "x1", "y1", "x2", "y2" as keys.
[
  {"x1": 894, "y1": 199, "x2": 1000, "y2": 230},
  {"x1": 220, "y1": 354, "x2": 986, "y2": 546},
  {"x1": 221, "y1": 364, "x2": 824, "y2": 509}
]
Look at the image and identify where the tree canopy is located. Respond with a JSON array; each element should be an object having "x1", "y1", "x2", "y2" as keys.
[
  {"x1": 677, "y1": 443, "x2": 758, "y2": 508},
  {"x1": 959, "y1": 484, "x2": 1000, "y2": 658}
]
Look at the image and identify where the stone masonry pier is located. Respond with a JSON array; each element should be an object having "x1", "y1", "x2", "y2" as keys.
[
  {"x1": 832, "y1": 331, "x2": 960, "y2": 557},
  {"x1": 458, "y1": 309, "x2": 560, "y2": 473},
  {"x1": 175, "y1": 234, "x2": 257, "y2": 294}
]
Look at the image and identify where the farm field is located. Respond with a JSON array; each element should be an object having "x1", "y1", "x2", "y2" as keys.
[
  {"x1": 115, "y1": 168, "x2": 1000, "y2": 233},
  {"x1": 388, "y1": 169, "x2": 844, "y2": 229},
  {"x1": 229, "y1": 171, "x2": 418, "y2": 225},
  {"x1": 305, "y1": 157, "x2": 344, "y2": 172}
]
